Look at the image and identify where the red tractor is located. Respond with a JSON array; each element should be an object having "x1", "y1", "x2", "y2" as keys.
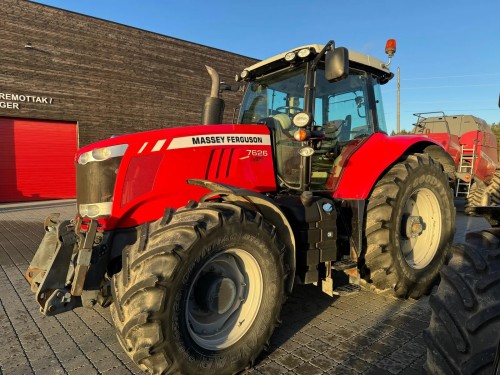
[
  {"x1": 26, "y1": 40, "x2": 455, "y2": 374},
  {"x1": 411, "y1": 112, "x2": 499, "y2": 214}
]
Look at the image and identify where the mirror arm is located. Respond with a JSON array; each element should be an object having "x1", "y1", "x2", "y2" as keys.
[{"x1": 311, "y1": 40, "x2": 334, "y2": 71}]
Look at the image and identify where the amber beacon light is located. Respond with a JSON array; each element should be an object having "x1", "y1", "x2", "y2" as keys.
[
  {"x1": 385, "y1": 39, "x2": 397, "y2": 57},
  {"x1": 382, "y1": 39, "x2": 397, "y2": 68}
]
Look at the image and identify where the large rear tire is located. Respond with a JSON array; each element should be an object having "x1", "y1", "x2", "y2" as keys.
[
  {"x1": 110, "y1": 202, "x2": 286, "y2": 375},
  {"x1": 486, "y1": 169, "x2": 500, "y2": 205},
  {"x1": 363, "y1": 153, "x2": 455, "y2": 298},
  {"x1": 423, "y1": 230, "x2": 500, "y2": 375},
  {"x1": 465, "y1": 182, "x2": 485, "y2": 216}
]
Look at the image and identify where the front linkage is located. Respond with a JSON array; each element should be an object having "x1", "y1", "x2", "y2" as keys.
[{"x1": 25, "y1": 214, "x2": 112, "y2": 315}]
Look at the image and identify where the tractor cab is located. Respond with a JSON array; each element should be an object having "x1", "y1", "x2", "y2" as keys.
[{"x1": 236, "y1": 42, "x2": 394, "y2": 191}]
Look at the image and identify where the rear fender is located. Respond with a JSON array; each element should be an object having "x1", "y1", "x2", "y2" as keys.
[
  {"x1": 333, "y1": 134, "x2": 439, "y2": 200},
  {"x1": 422, "y1": 144, "x2": 458, "y2": 180},
  {"x1": 188, "y1": 179, "x2": 296, "y2": 293}
]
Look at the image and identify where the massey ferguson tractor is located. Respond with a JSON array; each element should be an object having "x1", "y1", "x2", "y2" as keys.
[{"x1": 26, "y1": 39, "x2": 456, "y2": 374}]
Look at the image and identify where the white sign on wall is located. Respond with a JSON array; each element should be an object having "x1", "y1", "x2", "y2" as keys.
[{"x1": 0, "y1": 92, "x2": 54, "y2": 110}]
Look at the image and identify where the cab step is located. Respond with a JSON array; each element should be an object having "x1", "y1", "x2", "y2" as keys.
[
  {"x1": 332, "y1": 283, "x2": 361, "y2": 296},
  {"x1": 332, "y1": 259, "x2": 357, "y2": 271}
]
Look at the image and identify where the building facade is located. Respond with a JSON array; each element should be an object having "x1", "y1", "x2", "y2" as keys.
[{"x1": 0, "y1": 0, "x2": 256, "y2": 202}]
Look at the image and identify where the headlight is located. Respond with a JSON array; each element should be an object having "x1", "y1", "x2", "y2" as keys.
[
  {"x1": 285, "y1": 52, "x2": 297, "y2": 62},
  {"x1": 299, "y1": 147, "x2": 315, "y2": 157},
  {"x1": 240, "y1": 70, "x2": 249, "y2": 79},
  {"x1": 92, "y1": 147, "x2": 112, "y2": 161},
  {"x1": 298, "y1": 48, "x2": 311, "y2": 58},
  {"x1": 78, "y1": 152, "x2": 91, "y2": 165},
  {"x1": 79, "y1": 202, "x2": 113, "y2": 218},
  {"x1": 78, "y1": 144, "x2": 128, "y2": 165},
  {"x1": 292, "y1": 112, "x2": 312, "y2": 128}
]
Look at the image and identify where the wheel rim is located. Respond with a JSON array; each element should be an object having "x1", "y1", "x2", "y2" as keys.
[
  {"x1": 186, "y1": 248, "x2": 263, "y2": 350},
  {"x1": 400, "y1": 187, "x2": 442, "y2": 269}
]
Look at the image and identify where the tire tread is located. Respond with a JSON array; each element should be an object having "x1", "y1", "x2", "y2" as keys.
[
  {"x1": 110, "y1": 202, "x2": 286, "y2": 374},
  {"x1": 424, "y1": 231, "x2": 500, "y2": 375}
]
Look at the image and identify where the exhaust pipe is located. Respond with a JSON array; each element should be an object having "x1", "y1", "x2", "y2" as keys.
[{"x1": 201, "y1": 65, "x2": 225, "y2": 125}]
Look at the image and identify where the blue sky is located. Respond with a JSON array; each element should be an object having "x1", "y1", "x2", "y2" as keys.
[{"x1": 32, "y1": 0, "x2": 500, "y2": 134}]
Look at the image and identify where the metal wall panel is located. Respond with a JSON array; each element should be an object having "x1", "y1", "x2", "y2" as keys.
[{"x1": 0, "y1": 117, "x2": 77, "y2": 202}]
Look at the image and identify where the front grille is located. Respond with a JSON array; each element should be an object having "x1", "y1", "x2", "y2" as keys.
[{"x1": 76, "y1": 157, "x2": 122, "y2": 206}]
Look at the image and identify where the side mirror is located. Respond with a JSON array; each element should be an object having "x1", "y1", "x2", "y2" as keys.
[{"x1": 325, "y1": 47, "x2": 349, "y2": 82}]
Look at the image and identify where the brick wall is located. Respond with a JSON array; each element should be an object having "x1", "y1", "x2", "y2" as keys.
[{"x1": 0, "y1": 0, "x2": 256, "y2": 146}]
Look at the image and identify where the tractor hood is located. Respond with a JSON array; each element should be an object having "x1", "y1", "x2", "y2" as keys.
[{"x1": 76, "y1": 124, "x2": 277, "y2": 229}]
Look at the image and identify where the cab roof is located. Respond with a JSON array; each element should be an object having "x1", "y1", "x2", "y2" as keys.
[{"x1": 244, "y1": 44, "x2": 391, "y2": 77}]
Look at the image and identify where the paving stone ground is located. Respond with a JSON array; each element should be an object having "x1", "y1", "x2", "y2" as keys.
[{"x1": 0, "y1": 199, "x2": 490, "y2": 375}]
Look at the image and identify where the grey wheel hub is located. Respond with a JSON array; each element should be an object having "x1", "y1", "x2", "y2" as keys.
[
  {"x1": 400, "y1": 188, "x2": 442, "y2": 269},
  {"x1": 198, "y1": 274, "x2": 238, "y2": 315},
  {"x1": 186, "y1": 249, "x2": 263, "y2": 350},
  {"x1": 405, "y1": 216, "x2": 424, "y2": 238}
]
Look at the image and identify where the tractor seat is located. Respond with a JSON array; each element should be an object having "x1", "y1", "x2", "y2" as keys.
[
  {"x1": 324, "y1": 120, "x2": 344, "y2": 139},
  {"x1": 273, "y1": 113, "x2": 293, "y2": 130}
]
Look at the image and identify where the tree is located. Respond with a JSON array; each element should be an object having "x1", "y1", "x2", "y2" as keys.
[{"x1": 390, "y1": 129, "x2": 411, "y2": 135}]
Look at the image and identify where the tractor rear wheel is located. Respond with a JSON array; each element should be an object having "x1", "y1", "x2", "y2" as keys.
[
  {"x1": 465, "y1": 182, "x2": 486, "y2": 216},
  {"x1": 423, "y1": 231, "x2": 500, "y2": 374},
  {"x1": 363, "y1": 153, "x2": 455, "y2": 298},
  {"x1": 110, "y1": 202, "x2": 286, "y2": 375}
]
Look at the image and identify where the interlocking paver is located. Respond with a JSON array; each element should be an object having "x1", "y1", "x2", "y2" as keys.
[
  {"x1": 389, "y1": 349, "x2": 416, "y2": 366},
  {"x1": 356, "y1": 349, "x2": 386, "y2": 364},
  {"x1": 399, "y1": 368, "x2": 422, "y2": 375},
  {"x1": 291, "y1": 346, "x2": 317, "y2": 361},
  {"x1": 323, "y1": 347, "x2": 352, "y2": 363},
  {"x1": 255, "y1": 361, "x2": 289, "y2": 375},
  {"x1": 320, "y1": 333, "x2": 345, "y2": 347},
  {"x1": 291, "y1": 332, "x2": 315, "y2": 346},
  {"x1": 305, "y1": 339, "x2": 332, "y2": 354},
  {"x1": 0, "y1": 200, "x2": 490, "y2": 374},
  {"x1": 351, "y1": 334, "x2": 374, "y2": 348},
  {"x1": 266, "y1": 347, "x2": 287, "y2": 361},
  {"x1": 293, "y1": 362, "x2": 323, "y2": 375},
  {"x1": 329, "y1": 364, "x2": 359, "y2": 375},
  {"x1": 375, "y1": 356, "x2": 408, "y2": 374},
  {"x1": 344, "y1": 355, "x2": 372, "y2": 373}
]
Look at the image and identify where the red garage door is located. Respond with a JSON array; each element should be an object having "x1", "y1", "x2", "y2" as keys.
[{"x1": 0, "y1": 118, "x2": 77, "y2": 203}]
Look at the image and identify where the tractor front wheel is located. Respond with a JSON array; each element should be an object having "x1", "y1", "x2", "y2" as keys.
[
  {"x1": 363, "y1": 153, "x2": 455, "y2": 298},
  {"x1": 110, "y1": 202, "x2": 286, "y2": 375}
]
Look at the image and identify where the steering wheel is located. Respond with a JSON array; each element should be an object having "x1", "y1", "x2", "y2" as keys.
[
  {"x1": 275, "y1": 106, "x2": 303, "y2": 114},
  {"x1": 350, "y1": 130, "x2": 371, "y2": 139}
]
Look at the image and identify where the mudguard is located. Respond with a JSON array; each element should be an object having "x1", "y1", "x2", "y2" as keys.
[
  {"x1": 333, "y1": 133, "x2": 438, "y2": 200},
  {"x1": 188, "y1": 179, "x2": 297, "y2": 293}
]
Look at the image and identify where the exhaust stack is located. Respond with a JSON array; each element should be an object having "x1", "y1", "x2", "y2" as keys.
[{"x1": 201, "y1": 65, "x2": 225, "y2": 125}]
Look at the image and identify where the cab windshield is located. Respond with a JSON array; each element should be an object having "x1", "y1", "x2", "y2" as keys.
[{"x1": 238, "y1": 65, "x2": 386, "y2": 189}]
